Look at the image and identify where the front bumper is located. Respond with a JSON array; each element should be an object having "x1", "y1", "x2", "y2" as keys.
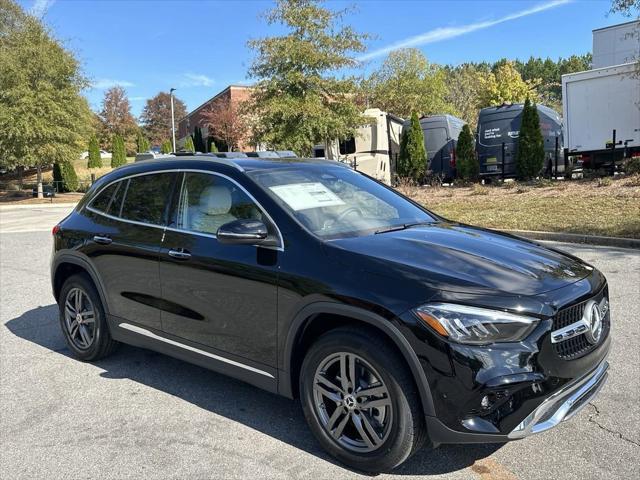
[{"x1": 508, "y1": 359, "x2": 608, "y2": 438}]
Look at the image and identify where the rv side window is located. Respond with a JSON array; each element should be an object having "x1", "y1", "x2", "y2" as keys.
[{"x1": 339, "y1": 137, "x2": 356, "y2": 155}]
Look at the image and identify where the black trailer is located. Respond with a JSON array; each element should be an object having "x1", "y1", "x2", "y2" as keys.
[{"x1": 476, "y1": 103, "x2": 564, "y2": 179}]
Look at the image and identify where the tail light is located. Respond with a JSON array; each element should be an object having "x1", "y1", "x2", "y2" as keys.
[
  {"x1": 450, "y1": 148, "x2": 456, "y2": 168},
  {"x1": 52, "y1": 224, "x2": 61, "y2": 236}
]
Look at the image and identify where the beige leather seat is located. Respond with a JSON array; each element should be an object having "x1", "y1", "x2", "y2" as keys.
[{"x1": 190, "y1": 185, "x2": 237, "y2": 234}]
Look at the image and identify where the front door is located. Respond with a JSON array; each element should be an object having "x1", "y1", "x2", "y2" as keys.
[{"x1": 158, "y1": 171, "x2": 280, "y2": 367}]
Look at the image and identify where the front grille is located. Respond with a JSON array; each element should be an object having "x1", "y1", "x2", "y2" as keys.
[{"x1": 553, "y1": 286, "x2": 609, "y2": 360}]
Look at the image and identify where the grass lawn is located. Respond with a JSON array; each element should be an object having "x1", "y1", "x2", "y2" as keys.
[{"x1": 399, "y1": 175, "x2": 640, "y2": 239}]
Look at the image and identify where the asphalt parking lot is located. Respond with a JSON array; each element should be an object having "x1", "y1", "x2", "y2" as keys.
[{"x1": 1, "y1": 204, "x2": 638, "y2": 479}]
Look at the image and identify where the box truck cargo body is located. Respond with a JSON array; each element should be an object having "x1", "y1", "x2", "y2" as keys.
[{"x1": 562, "y1": 62, "x2": 640, "y2": 169}]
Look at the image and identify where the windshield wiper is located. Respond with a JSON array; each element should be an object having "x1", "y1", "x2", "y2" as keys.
[{"x1": 374, "y1": 222, "x2": 431, "y2": 235}]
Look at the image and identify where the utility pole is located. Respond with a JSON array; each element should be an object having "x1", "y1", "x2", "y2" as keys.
[{"x1": 170, "y1": 88, "x2": 177, "y2": 153}]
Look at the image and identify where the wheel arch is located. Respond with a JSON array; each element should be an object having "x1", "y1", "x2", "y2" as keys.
[
  {"x1": 52, "y1": 254, "x2": 110, "y2": 314},
  {"x1": 280, "y1": 302, "x2": 436, "y2": 417}
]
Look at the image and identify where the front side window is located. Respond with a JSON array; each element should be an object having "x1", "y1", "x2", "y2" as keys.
[
  {"x1": 249, "y1": 165, "x2": 435, "y2": 239},
  {"x1": 174, "y1": 173, "x2": 264, "y2": 235},
  {"x1": 120, "y1": 173, "x2": 175, "y2": 225}
]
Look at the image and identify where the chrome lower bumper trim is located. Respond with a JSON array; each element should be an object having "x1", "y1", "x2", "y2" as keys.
[{"x1": 508, "y1": 360, "x2": 609, "y2": 439}]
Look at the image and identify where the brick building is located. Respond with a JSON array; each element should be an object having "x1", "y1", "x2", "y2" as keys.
[{"x1": 177, "y1": 85, "x2": 254, "y2": 152}]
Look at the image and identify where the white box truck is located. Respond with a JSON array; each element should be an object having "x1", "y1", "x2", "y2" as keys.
[{"x1": 562, "y1": 62, "x2": 640, "y2": 170}]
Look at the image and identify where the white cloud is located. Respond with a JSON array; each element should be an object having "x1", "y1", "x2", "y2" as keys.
[
  {"x1": 357, "y1": 0, "x2": 572, "y2": 62},
  {"x1": 30, "y1": 0, "x2": 55, "y2": 17},
  {"x1": 92, "y1": 79, "x2": 135, "y2": 89},
  {"x1": 180, "y1": 73, "x2": 215, "y2": 87}
]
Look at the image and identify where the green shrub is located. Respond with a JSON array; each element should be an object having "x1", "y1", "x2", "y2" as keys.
[
  {"x1": 160, "y1": 140, "x2": 172, "y2": 154},
  {"x1": 516, "y1": 98, "x2": 545, "y2": 180},
  {"x1": 87, "y1": 136, "x2": 102, "y2": 168},
  {"x1": 53, "y1": 161, "x2": 79, "y2": 192},
  {"x1": 456, "y1": 124, "x2": 478, "y2": 181},
  {"x1": 111, "y1": 135, "x2": 126, "y2": 167},
  {"x1": 183, "y1": 136, "x2": 195, "y2": 153},
  {"x1": 136, "y1": 132, "x2": 150, "y2": 153}
]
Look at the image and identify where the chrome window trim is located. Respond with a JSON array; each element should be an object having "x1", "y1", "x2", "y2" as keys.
[
  {"x1": 84, "y1": 168, "x2": 285, "y2": 251},
  {"x1": 118, "y1": 322, "x2": 274, "y2": 378}
]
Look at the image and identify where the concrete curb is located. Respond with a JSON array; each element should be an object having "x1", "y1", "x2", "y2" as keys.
[
  {"x1": 503, "y1": 229, "x2": 640, "y2": 250},
  {"x1": 0, "y1": 202, "x2": 78, "y2": 211}
]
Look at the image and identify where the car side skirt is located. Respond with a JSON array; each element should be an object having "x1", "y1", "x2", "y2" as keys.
[{"x1": 108, "y1": 315, "x2": 278, "y2": 394}]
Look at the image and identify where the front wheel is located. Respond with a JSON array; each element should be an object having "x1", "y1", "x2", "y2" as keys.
[{"x1": 300, "y1": 328, "x2": 426, "y2": 472}]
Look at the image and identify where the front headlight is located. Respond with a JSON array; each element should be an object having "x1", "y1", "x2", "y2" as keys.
[{"x1": 414, "y1": 303, "x2": 539, "y2": 345}]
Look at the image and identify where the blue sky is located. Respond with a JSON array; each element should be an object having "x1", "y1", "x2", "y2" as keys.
[{"x1": 22, "y1": 0, "x2": 629, "y2": 117}]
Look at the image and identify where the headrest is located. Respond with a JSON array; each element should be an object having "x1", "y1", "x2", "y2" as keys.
[{"x1": 198, "y1": 185, "x2": 232, "y2": 215}]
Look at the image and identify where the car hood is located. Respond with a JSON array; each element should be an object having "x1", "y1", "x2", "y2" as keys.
[{"x1": 327, "y1": 222, "x2": 592, "y2": 296}]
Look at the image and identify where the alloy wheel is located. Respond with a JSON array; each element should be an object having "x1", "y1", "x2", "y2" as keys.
[
  {"x1": 312, "y1": 352, "x2": 393, "y2": 453},
  {"x1": 64, "y1": 287, "x2": 96, "y2": 350}
]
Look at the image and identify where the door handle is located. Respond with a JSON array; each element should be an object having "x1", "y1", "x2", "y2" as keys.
[
  {"x1": 93, "y1": 235, "x2": 112, "y2": 245},
  {"x1": 168, "y1": 249, "x2": 191, "y2": 260}
]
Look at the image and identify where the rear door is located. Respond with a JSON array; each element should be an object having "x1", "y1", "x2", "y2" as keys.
[
  {"x1": 424, "y1": 126, "x2": 451, "y2": 177},
  {"x1": 85, "y1": 171, "x2": 177, "y2": 330},
  {"x1": 158, "y1": 171, "x2": 280, "y2": 368}
]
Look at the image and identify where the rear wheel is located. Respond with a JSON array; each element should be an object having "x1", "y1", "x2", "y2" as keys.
[
  {"x1": 58, "y1": 274, "x2": 118, "y2": 361},
  {"x1": 300, "y1": 327, "x2": 426, "y2": 472}
]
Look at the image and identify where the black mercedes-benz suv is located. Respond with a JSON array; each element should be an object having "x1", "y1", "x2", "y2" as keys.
[{"x1": 51, "y1": 155, "x2": 610, "y2": 472}]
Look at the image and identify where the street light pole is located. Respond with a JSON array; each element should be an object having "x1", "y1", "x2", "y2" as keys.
[{"x1": 170, "y1": 88, "x2": 176, "y2": 153}]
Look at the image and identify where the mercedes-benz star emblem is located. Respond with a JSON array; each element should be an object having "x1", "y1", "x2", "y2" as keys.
[{"x1": 584, "y1": 299, "x2": 604, "y2": 344}]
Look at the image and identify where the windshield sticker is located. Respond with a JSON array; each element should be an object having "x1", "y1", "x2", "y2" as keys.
[{"x1": 270, "y1": 182, "x2": 346, "y2": 211}]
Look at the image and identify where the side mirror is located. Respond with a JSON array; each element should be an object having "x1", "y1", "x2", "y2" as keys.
[{"x1": 217, "y1": 219, "x2": 274, "y2": 246}]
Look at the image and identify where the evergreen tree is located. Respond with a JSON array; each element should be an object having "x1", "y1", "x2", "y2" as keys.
[
  {"x1": 110, "y1": 134, "x2": 126, "y2": 167},
  {"x1": 160, "y1": 140, "x2": 172, "y2": 154},
  {"x1": 87, "y1": 136, "x2": 102, "y2": 168},
  {"x1": 53, "y1": 160, "x2": 79, "y2": 192},
  {"x1": 397, "y1": 129, "x2": 409, "y2": 178},
  {"x1": 136, "y1": 132, "x2": 150, "y2": 153},
  {"x1": 516, "y1": 98, "x2": 545, "y2": 180},
  {"x1": 456, "y1": 124, "x2": 478, "y2": 181},
  {"x1": 405, "y1": 112, "x2": 427, "y2": 182},
  {"x1": 192, "y1": 126, "x2": 206, "y2": 152},
  {"x1": 183, "y1": 136, "x2": 195, "y2": 153}
]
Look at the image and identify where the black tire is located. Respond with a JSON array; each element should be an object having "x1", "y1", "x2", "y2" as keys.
[
  {"x1": 299, "y1": 327, "x2": 427, "y2": 473},
  {"x1": 58, "y1": 273, "x2": 119, "y2": 361}
]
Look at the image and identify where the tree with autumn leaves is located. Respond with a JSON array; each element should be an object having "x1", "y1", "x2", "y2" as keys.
[
  {"x1": 140, "y1": 92, "x2": 187, "y2": 147},
  {"x1": 200, "y1": 97, "x2": 247, "y2": 152}
]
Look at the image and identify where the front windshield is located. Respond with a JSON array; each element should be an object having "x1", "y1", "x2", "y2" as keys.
[{"x1": 249, "y1": 165, "x2": 436, "y2": 239}]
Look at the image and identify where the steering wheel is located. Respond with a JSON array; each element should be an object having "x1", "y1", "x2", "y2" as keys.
[{"x1": 336, "y1": 207, "x2": 363, "y2": 223}]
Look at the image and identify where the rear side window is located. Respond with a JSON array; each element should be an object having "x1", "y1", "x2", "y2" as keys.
[
  {"x1": 120, "y1": 173, "x2": 175, "y2": 225},
  {"x1": 90, "y1": 183, "x2": 118, "y2": 213}
]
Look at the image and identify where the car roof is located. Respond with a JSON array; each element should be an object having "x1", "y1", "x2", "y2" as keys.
[{"x1": 106, "y1": 155, "x2": 348, "y2": 179}]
